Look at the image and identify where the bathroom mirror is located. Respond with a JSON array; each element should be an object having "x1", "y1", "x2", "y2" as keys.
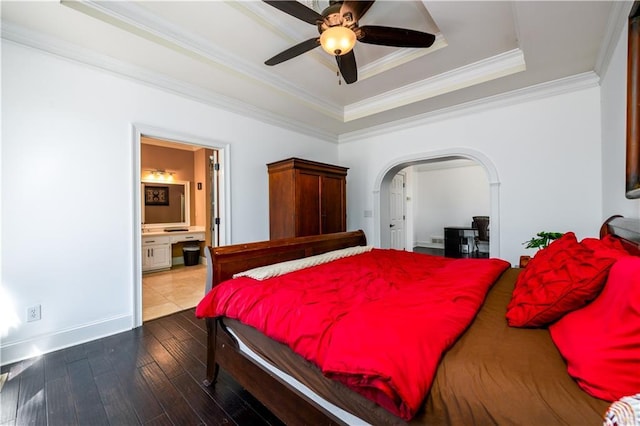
[{"x1": 141, "y1": 180, "x2": 190, "y2": 228}]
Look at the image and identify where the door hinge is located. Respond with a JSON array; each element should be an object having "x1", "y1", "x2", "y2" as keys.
[
  {"x1": 213, "y1": 163, "x2": 220, "y2": 171},
  {"x1": 214, "y1": 217, "x2": 220, "y2": 225}
]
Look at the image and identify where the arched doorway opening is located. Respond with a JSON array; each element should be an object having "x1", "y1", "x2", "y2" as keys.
[{"x1": 372, "y1": 148, "x2": 501, "y2": 258}]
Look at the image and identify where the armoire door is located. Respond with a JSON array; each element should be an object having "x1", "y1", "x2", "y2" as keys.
[
  {"x1": 321, "y1": 175, "x2": 345, "y2": 234},
  {"x1": 296, "y1": 172, "x2": 321, "y2": 236}
]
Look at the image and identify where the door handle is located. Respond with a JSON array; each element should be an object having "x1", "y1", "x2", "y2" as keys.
[{"x1": 389, "y1": 224, "x2": 395, "y2": 228}]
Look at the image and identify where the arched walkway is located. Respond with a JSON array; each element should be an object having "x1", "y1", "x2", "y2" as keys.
[{"x1": 372, "y1": 148, "x2": 501, "y2": 257}]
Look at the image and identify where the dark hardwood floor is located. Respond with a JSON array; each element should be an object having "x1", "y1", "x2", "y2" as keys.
[
  {"x1": 412, "y1": 246, "x2": 444, "y2": 256},
  {"x1": 0, "y1": 309, "x2": 284, "y2": 426},
  {"x1": 413, "y1": 246, "x2": 488, "y2": 259}
]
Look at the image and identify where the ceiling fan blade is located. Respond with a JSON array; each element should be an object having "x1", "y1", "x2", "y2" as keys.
[
  {"x1": 336, "y1": 51, "x2": 357, "y2": 84},
  {"x1": 265, "y1": 37, "x2": 321, "y2": 66},
  {"x1": 358, "y1": 25, "x2": 435, "y2": 48},
  {"x1": 340, "y1": 1, "x2": 375, "y2": 22},
  {"x1": 263, "y1": 1, "x2": 322, "y2": 25}
]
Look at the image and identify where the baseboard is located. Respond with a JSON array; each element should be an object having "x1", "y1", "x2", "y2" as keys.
[
  {"x1": 415, "y1": 242, "x2": 445, "y2": 249},
  {"x1": 0, "y1": 314, "x2": 132, "y2": 366}
]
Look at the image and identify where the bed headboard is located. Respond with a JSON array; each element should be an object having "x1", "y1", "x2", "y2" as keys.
[
  {"x1": 204, "y1": 230, "x2": 367, "y2": 293},
  {"x1": 599, "y1": 215, "x2": 640, "y2": 256}
]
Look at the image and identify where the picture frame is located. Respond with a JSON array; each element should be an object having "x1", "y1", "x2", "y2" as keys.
[
  {"x1": 145, "y1": 185, "x2": 169, "y2": 206},
  {"x1": 627, "y1": 2, "x2": 640, "y2": 199}
]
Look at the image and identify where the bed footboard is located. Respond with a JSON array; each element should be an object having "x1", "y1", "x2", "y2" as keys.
[
  {"x1": 205, "y1": 317, "x2": 344, "y2": 425},
  {"x1": 201, "y1": 231, "x2": 366, "y2": 423}
]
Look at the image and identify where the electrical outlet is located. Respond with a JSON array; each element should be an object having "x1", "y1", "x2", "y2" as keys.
[{"x1": 27, "y1": 305, "x2": 41, "y2": 322}]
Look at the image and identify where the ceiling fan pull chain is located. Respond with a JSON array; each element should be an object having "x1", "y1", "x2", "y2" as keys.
[{"x1": 336, "y1": 55, "x2": 342, "y2": 85}]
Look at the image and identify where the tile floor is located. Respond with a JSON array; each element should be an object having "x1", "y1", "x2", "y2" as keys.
[{"x1": 142, "y1": 263, "x2": 207, "y2": 321}]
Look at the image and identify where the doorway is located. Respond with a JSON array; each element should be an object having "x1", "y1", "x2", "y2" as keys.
[
  {"x1": 132, "y1": 125, "x2": 229, "y2": 327},
  {"x1": 374, "y1": 149, "x2": 500, "y2": 258},
  {"x1": 389, "y1": 172, "x2": 406, "y2": 250},
  {"x1": 410, "y1": 160, "x2": 490, "y2": 256}
]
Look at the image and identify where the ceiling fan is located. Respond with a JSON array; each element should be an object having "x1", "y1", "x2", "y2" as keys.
[{"x1": 263, "y1": 0, "x2": 436, "y2": 84}]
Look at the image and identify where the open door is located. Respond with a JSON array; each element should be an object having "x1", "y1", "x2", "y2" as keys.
[
  {"x1": 210, "y1": 150, "x2": 220, "y2": 247},
  {"x1": 389, "y1": 173, "x2": 406, "y2": 250}
]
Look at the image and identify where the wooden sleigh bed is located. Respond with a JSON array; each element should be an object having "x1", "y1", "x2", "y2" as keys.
[{"x1": 198, "y1": 216, "x2": 640, "y2": 425}]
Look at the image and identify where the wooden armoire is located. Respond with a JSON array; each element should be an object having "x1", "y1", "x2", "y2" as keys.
[{"x1": 267, "y1": 158, "x2": 348, "y2": 239}]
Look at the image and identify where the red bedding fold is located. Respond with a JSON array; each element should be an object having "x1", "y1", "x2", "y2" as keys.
[{"x1": 196, "y1": 249, "x2": 509, "y2": 420}]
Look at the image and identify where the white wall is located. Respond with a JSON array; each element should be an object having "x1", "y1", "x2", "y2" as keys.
[
  {"x1": 601, "y1": 18, "x2": 640, "y2": 219},
  {"x1": 412, "y1": 164, "x2": 490, "y2": 247},
  {"x1": 339, "y1": 86, "x2": 603, "y2": 267},
  {"x1": 0, "y1": 41, "x2": 338, "y2": 364}
]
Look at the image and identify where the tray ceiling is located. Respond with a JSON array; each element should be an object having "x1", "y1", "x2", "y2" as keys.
[{"x1": 1, "y1": 1, "x2": 630, "y2": 141}]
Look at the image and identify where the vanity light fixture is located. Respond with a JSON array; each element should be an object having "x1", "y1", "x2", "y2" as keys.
[{"x1": 145, "y1": 169, "x2": 175, "y2": 181}]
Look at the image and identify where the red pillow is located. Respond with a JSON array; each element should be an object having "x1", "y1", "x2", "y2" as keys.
[
  {"x1": 506, "y1": 232, "x2": 623, "y2": 327},
  {"x1": 549, "y1": 256, "x2": 640, "y2": 401},
  {"x1": 580, "y1": 234, "x2": 629, "y2": 255}
]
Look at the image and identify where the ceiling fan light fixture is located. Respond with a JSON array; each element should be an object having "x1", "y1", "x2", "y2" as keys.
[{"x1": 320, "y1": 26, "x2": 356, "y2": 56}]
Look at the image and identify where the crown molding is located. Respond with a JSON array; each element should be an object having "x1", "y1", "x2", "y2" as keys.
[
  {"x1": 595, "y1": 1, "x2": 634, "y2": 80},
  {"x1": 3, "y1": 0, "x2": 620, "y2": 147},
  {"x1": 68, "y1": 0, "x2": 448, "y2": 121},
  {"x1": 1, "y1": 21, "x2": 339, "y2": 143},
  {"x1": 344, "y1": 48, "x2": 526, "y2": 122},
  {"x1": 61, "y1": 0, "x2": 344, "y2": 120},
  {"x1": 339, "y1": 71, "x2": 600, "y2": 143},
  {"x1": 2, "y1": 19, "x2": 599, "y2": 146}
]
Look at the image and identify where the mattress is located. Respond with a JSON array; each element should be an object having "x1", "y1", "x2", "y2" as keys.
[{"x1": 221, "y1": 268, "x2": 610, "y2": 425}]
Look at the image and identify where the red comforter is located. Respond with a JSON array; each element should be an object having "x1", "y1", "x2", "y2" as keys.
[{"x1": 196, "y1": 249, "x2": 509, "y2": 420}]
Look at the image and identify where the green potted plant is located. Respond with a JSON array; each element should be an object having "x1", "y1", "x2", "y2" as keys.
[
  {"x1": 519, "y1": 231, "x2": 564, "y2": 267},
  {"x1": 523, "y1": 232, "x2": 565, "y2": 250}
]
